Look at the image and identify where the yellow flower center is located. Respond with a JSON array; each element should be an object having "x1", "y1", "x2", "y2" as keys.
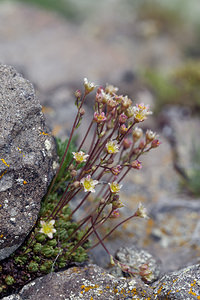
[
  {"x1": 42, "y1": 224, "x2": 53, "y2": 234},
  {"x1": 75, "y1": 154, "x2": 84, "y2": 162},
  {"x1": 84, "y1": 180, "x2": 92, "y2": 190}
]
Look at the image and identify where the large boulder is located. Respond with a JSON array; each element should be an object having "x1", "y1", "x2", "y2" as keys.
[
  {"x1": 0, "y1": 64, "x2": 57, "y2": 260},
  {"x1": 1, "y1": 264, "x2": 154, "y2": 300}
]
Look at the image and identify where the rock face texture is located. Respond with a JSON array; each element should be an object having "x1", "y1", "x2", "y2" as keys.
[
  {"x1": 0, "y1": 64, "x2": 57, "y2": 260},
  {"x1": 153, "y1": 264, "x2": 200, "y2": 299},
  {"x1": 1, "y1": 264, "x2": 154, "y2": 300}
]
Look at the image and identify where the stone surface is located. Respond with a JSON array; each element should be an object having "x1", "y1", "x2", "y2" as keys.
[
  {"x1": 0, "y1": 64, "x2": 57, "y2": 260},
  {"x1": 152, "y1": 264, "x2": 200, "y2": 299},
  {"x1": 2, "y1": 264, "x2": 153, "y2": 300},
  {"x1": 160, "y1": 106, "x2": 200, "y2": 175},
  {"x1": 111, "y1": 245, "x2": 161, "y2": 283}
]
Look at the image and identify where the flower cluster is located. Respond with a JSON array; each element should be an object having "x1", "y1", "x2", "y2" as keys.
[{"x1": 45, "y1": 78, "x2": 160, "y2": 262}]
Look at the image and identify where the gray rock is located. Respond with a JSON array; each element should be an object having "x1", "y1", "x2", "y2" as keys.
[
  {"x1": 0, "y1": 64, "x2": 57, "y2": 260},
  {"x1": 153, "y1": 264, "x2": 200, "y2": 299},
  {"x1": 2, "y1": 264, "x2": 153, "y2": 300},
  {"x1": 161, "y1": 106, "x2": 200, "y2": 195},
  {"x1": 112, "y1": 245, "x2": 161, "y2": 283}
]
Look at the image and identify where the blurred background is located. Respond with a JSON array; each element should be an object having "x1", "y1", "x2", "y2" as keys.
[{"x1": 1, "y1": 0, "x2": 200, "y2": 273}]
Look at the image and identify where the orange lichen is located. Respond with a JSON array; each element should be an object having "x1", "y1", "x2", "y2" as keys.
[
  {"x1": 189, "y1": 288, "x2": 197, "y2": 296},
  {"x1": 0, "y1": 170, "x2": 7, "y2": 180},
  {"x1": 0, "y1": 234, "x2": 3, "y2": 238},
  {"x1": 81, "y1": 284, "x2": 99, "y2": 293},
  {"x1": 157, "y1": 284, "x2": 163, "y2": 294},
  {"x1": 23, "y1": 181, "x2": 27, "y2": 185},
  {"x1": 39, "y1": 131, "x2": 50, "y2": 136}
]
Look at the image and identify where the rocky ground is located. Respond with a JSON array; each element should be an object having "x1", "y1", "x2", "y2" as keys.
[{"x1": 0, "y1": 0, "x2": 200, "y2": 299}]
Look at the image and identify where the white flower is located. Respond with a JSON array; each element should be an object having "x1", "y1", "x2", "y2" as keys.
[
  {"x1": 105, "y1": 84, "x2": 119, "y2": 95},
  {"x1": 80, "y1": 175, "x2": 98, "y2": 193},
  {"x1": 106, "y1": 141, "x2": 119, "y2": 154},
  {"x1": 135, "y1": 203, "x2": 149, "y2": 219},
  {"x1": 83, "y1": 78, "x2": 96, "y2": 93},
  {"x1": 72, "y1": 151, "x2": 89, "y2": 163},
  {"x1": 133, "y1": 103, "x2": 152, "y2": 122},
  {"x1": 39, "y1": 220, "x2": 56, "y2": 239},
  {"x1": 108, "y1": 181, "x2": 122, "y2": 193}
]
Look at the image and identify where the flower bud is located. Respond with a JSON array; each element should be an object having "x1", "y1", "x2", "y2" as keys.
[
  {"x1": 132, "y1": 127, "x2": 143, "y2": 141},
  {"x1": 146, "y1": 129, "x2": 156, "y2": 143},
  {"x1": 75, "y1": 89, "x2": 81, "y2": 99},
  {"x1": 100, "y1": 198, "x2": 106, "y2": 204},
  {"x1": 131, "y1": 160, "x2": 142, "y2": 170},
  {"x1": 119, "y1": 124, "x2": 128, "y2": 135},
  {"x1": 70, "y1": 170, "x2": 77, "y2": 177},
  {"x1": 151, "y1": 139, "x2": 161, "y2": 148},
  {"x1": 79, "y1": 108, "x2": 85, "y2": 115},
  {"x1": 123, "y1": 138, "x2": 132, "y2": 149},
  {"x1": 73, "y1": 181, "x2": 80, "y2": 188},
  {"x1": 119, "y1": 113, "x2": 128, "y2": 124},
  {"x1": 99, "y1": 131, "x2": 106, "y2": 138},
  {"x1": 69, "y1": 164, "x2": 74, "y2": 171},
  {"x1": 139, "y1": 140, "x2": 145, "y2": 149}
]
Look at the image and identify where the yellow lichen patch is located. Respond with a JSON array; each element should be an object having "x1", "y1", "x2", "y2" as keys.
[
  {"x1": 0, "y1": 170, "x2": 7, "y2": 181},
  {"x1": 81, "y1": 284, "x2": 99, "y2": 293},
  {"x1": 0, "y1": 159, "x2": 9, "y2": 167},
  {"x1": 0, "y1": 234, "x2": 3, "y2": 238},
  {"x1": 157, "y1": 284, "x2": 163, "y2": 294},
  {"x1": 23, "y1": 180, "x2": 27, "y2": 185},
  {"x1": 39, "y1": 131, "x2": 50, "y2": 136},
  {"x1": 188, "y1": 280, "x2": 198, "y2": 297},
  {"x1": 188, "y1": 288, "x2": 197, "y2": 296},
  {"x1": 191, "y1": 280, "x2": 196, "y2": 287}
]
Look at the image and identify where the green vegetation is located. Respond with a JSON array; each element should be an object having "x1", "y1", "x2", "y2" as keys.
[
  {"x1": 180, "y1": 144, "x2": 200, "y2": 196},
  {"x1": 143, "y1": 61, "x2": 200, "y2": 114},
  {"x1": 18, "y1": 0, "x2": 78, "y2": 20}
]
